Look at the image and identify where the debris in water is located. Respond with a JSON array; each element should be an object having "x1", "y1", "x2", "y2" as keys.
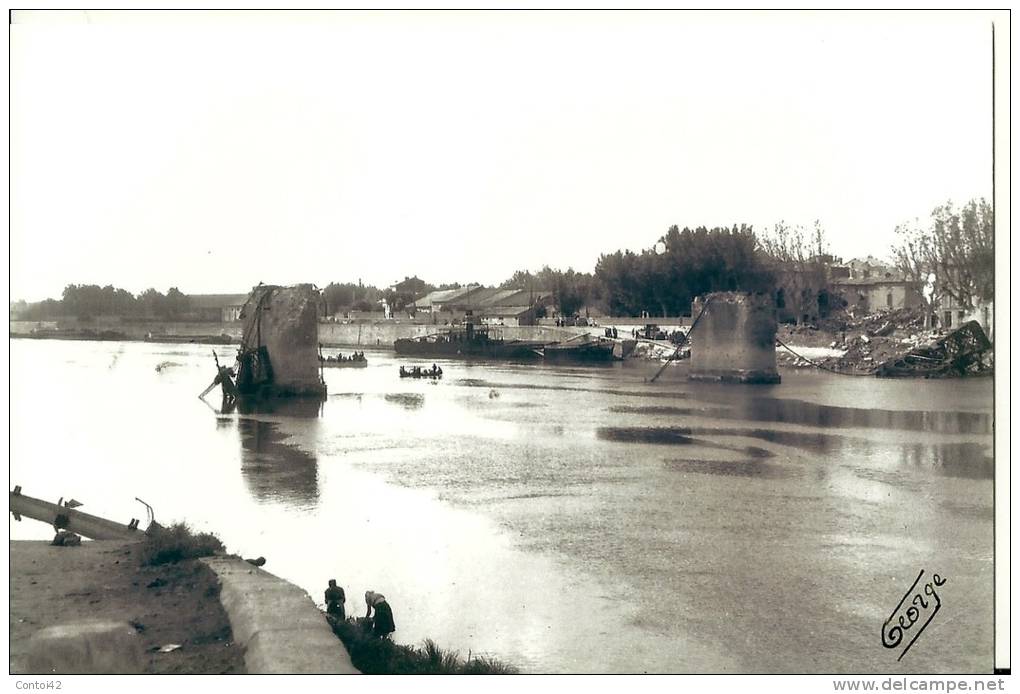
[
  {"x1": 875, "y1": 321, "x2": 992, "y2": 378},
  {"x1": 197, "y1": 284, "x2": 327, "y2": 406}
]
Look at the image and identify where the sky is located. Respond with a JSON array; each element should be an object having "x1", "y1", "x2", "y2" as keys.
[{"x1": 9, "y1": 10, "x2": 998, "y2": 302}]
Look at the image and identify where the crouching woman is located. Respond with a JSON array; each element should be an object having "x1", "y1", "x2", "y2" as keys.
[{"x1": 364, "y1": 591, "x2": 396, "y2": 639}]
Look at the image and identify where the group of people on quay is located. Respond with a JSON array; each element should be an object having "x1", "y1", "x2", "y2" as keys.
[
  {"x1": 399, "y1": 364, "x2": 443, "y2": 379},
  {"x1": 555, "y1": 316, "x2": 597, "y2": 327},
  {"x1": 324, "y1": 580, "x2": 396, "y2": 639},
  {"x1": 630, "y1": 326, "x2": 687, "y2": 344}
]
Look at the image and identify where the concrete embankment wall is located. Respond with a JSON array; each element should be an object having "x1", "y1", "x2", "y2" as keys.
[
  {"x1": 317, "y1": 322, "x2": 597, "y2": 346},
  {"x1": 10, "y1": 319, "x2": 242, "y2": 339},
  {"x1": 13, "y1": 318, "x2": 607, "y2": 348},
  {"x1": 318, "y1": 321, "x2": 431, "y2": 346},
  {"x1": 201, "y1": 555, "x2": 358, "y2": 674},
  {"x1": 689, "y1": 292, "x2": 780, "y2": 384}
]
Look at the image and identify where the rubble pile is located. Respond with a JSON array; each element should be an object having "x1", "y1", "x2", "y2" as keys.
[
  {"x1": 630, "y1": 340, "x2": 689, "y2": 363},
  {"x1": 776, "y1": 306, "x2": 992, "y2": 377},
  {"x1": 874, "y1": 321, "x2": 993, "y2": 378}
]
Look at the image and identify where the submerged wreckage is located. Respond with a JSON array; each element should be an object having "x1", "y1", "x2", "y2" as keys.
[
  {"x1": 200, "y1": 284, "x2": 327, "y2": 404},
  {"x1": 874, "y1": 320, "x2": 993, "y2": 378}
]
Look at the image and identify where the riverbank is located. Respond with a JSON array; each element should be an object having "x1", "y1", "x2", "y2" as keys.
[
  {"x1": 328, "y1": 617, "x2": 517, "y2": 674},
  {"x1": 10, "y1": 529, "x2": 497, "y2": 674},
  {"x1": 9, "y1": 540, "x2": 245, "y2": 674}
]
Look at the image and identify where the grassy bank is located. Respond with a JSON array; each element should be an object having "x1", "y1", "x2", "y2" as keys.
[
  {"x1": 329, "y1": 618, "x2": 517, "y2": 674},
  {"x1": 142, "y1": 522, "x2": 225, "y2": 566}
]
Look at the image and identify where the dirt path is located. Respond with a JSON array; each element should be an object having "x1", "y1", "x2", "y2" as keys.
[{"x1": 10, "y1": 540, "x2": 245, "y2": 674}]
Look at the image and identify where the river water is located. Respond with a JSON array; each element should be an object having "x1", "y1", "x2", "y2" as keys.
[{"x1": 10, "y1": 339, "x2": 995, "y2": 673}]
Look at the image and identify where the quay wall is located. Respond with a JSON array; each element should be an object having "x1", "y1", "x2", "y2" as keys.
[
  {"x1": 318, "y1": 323, "x2": 597, "y2": 346},
  {"x1": 688, "y1": 292, "x2": 780, "y2": 384},
  {"x1": 12, "y1": 319, "x2": 607, "y2": 348},
  {"x1": 319, "y1": 322, "x2": 431, "y2": 346},
  {"x1": 10, "y1": 319, "x2": 242, "y2": 339},
  {"x1": 201, "y1": 555, "x2": 359, "y2": 674}
]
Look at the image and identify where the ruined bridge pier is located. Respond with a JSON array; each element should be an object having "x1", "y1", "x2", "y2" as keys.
[{"x1": 689, "y1": 291, "x2": 780, "y2": 384}]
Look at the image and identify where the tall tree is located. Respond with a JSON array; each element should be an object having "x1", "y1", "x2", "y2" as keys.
[
  {"x1": 891, "y1": 219, "x2": 939, "y2": 326},
  {"x1": 595, "y1": 225, "x2": 772, "y2": 318},
  {"x1": 758, "y1": 221, "x2": 830, "y2": 324},
  {"x1": 891, "y1": 198, "x2": 994, "y2": 316},
  {"x1": 501, "y1": 266, "x2": 595, "y2": 316},
  {"x1": 164, "y1": 287, "x2": 190, "y2": 319}
]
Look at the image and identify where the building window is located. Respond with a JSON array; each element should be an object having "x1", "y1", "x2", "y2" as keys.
[
  {"x1": 886, "y1": 293, "x2": 893, "y2": 309},
  {"x1": 957, "y1": 310, "x2": 965, "y2": 323},
  {"x1": 943, "y1": 311, "x2": 952, "y2": 328}
]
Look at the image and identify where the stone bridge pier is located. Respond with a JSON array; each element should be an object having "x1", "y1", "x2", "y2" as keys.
[{"x1": 689, "y1": 292, "x2": 780, "y2": 384}]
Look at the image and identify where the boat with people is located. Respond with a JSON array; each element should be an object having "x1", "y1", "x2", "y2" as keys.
[
  {"x1": 399, "y1": 364, "x2": 443, "y2": 379},
  {"x1": 320, "y1": 351, "x2": 368, "y2": 368},
  {"x1": 393, "y1": 319, "x2": 546, "y2": 360}
]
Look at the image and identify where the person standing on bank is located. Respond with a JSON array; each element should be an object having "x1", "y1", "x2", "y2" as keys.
[
  {"x1": 325, "y1": 579, "x2": 346, "y2": 620},
  {"x1": 364, "y1": 590, "x2": 396, "y2": 638}
]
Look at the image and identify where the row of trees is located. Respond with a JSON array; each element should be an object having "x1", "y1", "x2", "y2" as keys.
[
  {"x1": 500, "y1": 226, "x2": 780, "y2": 319},
  {"x1": 17, "y1": 285, "x2": 191, "y2": 321},
  {"x1": 322, "y1": 282, "x2": 384, "y2": 314},
  {"x1": 596, "y1": 225, "x2": 776, "y2": 317},
  {"x1": 499, "y1": 267, "x2": 594, "y2": 317},
  {"x1": 15, "y1": 199, "x2": 994, "y2": 324},
  {"x1": 892, "y1": 198, "x2": 994, "y2": 319}
]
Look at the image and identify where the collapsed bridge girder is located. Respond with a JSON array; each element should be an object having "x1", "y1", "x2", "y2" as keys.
[{"x1": 875, "y1": 320, "x2": 992, "y2": 378}]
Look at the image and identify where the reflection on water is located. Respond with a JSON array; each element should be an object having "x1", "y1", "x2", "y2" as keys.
[
  {"x1": 609, "y1": 404, "x2": 732, "y2": 417},
  {"x1": 664, "y1": 457, "x2": 799, "y2": 479},
  {"x1": 597, "y1": 426, "x2": 994, "y2": 480},
  {"x1": 455, "y1": 377, "x2": 693, "y2": 400},
  {"x1": 9, "y1": 340, "x2": 995, "y2": 674},
  {"x1": 902, "y1": 442, "x2": 994, "y2": 480},
  {"x1": 729, "y1": 396, "x2": 992, "y2": 434},
  {"x1": 596, "y1": 427, "x2": 774, "y2": 459},
  {"x1": 384, "y1": 393, "x2": 425, "y2": 410},
  {"x1": 231, "y1": 396, "x2": 325, "y2": 418},
  {"x1": 611, "y1": 400, "x2": 992, "y2": 434},
  {"x1": 237, "y1": 419, "x2": 320, "y2": 508}
]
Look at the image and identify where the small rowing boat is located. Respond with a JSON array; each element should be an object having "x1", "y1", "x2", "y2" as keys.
[
  {"x1": 320, "y1": 351, "x2": 368, "y2": 368},
  {"x1": 399, "y1": 365, "x2": 443, "y2": 379},
  {"x1": 321, "y1": 358, "x2": 368, "y2": 369}
]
